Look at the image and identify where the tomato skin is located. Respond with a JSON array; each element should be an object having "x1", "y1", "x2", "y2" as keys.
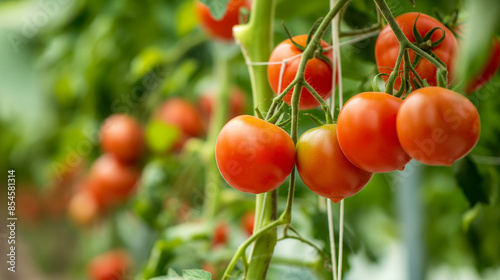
[
  {"x1": 88, "y1": 250, "x2": 132, "y2": 280},
  {"x1": 296, "y1": 124, "x2": 373, "y2": 202},
  {"x1": 375, "y1": 13, "x2": 457, "y2": 89},
  {"x1": 216, "y1": 115, "x2": 296, "y2": 194},
  {"x1": 396, "y1": 87, "x2": 480, "y2": 166},
  {"x1": 195, "y1": 0, "x2": 251, "y2": 41},
  {"x1": 268, "y1": 35, "x2": 334, "y2": 110},
  {"x1": 100, "y1": 114, "x2": 144, "y2": 163},
  {"x1": 337, "y1": 92, "x2": 411, "y2": 173},
  {"x1": 87, "y1": 154, "x2": 141, "y2": 202}
]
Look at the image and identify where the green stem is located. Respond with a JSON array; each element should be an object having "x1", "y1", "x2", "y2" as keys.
[
  {"x1": 203, "y1": 43, "x2": 232, "y2": 219},
  {"x1": 233, "y1": 0, "x2": 277, "y2": 279},
  {"x1": 303, "y1": 81, "x2": 334, "y2": 124},
  {"x1": 278, "y1": 235, "x2": 331, "y2": 267},
  {"x1": 222, "y1": 217, "x2": 286, "y2": 279}
]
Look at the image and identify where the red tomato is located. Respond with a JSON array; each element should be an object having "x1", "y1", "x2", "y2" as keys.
[
  {"x1": 337, "y1": 92, "x2": 411, "y2": 173},
  {"x1": 198, "y1": 86, "x2": 248, "y2": 125},
  {"x1": 296, "y1": 124, "x2": 373, "y2": 202},
  {"x1": 268, "y1": 35, "x2": 334, "y2": 110},
  {"x1": 68, "y1": 189, "x2": 100, "y2": 226},
  {"x1": 241, "y1": 211, "x2": 255, "y2": 235},
  {"x1": 88, "y1": 250, "x2": 132, "y2": 280},
  {"x1": 213, "y1": 222, "x2": 229, "y2": 247},
  {"x1": 216, "y1": 115, "x2": 295, "y2": 194},
  {"x1": 397, "y1": 87, "x2": 480, "y2": 166},
  {"x1": 154, "y1": 98, "x2": 205, "y2": 150},
  {"x1": 195, "y1": 0, "x2": 251, "y2": 41},
  {"x1": 375, "y1": 13, "x2": 457, "y2": 90},
  {"x1": 87, "y1": 154, "x2": 141, "y2": 202},
  {"x1": 100, "y1": 114, "x2": 144, "y2": 163}
]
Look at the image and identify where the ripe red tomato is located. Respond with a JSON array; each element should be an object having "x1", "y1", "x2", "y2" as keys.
[
  {"x1": 154, "y1": 98, "x2": 205, "y2": 149},
  {"x1": 100, "y1": 114, "x2": 144, "y2": 163},
  {"x1": 375, "y1": 13, "x2": 457, "y2": 90},
  {"x1": 268, "y1": 34, "x2": 334, "y2": 110},
  {"x1": 216, "y1": 115, "x2": 295, "y2": 194},
  {"x1": 397, "y1": 87, "x2": 480, "y2": 166},
  {"x1": 88, "y1": 250, "x2": 132, "y2": 280},
  {"x1": 195, "y1": 0, "x2": 251, "y2": 41},
  {"x1": 337, "y1": 92, "x2": 411, "y2": 173},
  {"x1": 87, "y1": 154, "x2": 141, "y2": 202},
  {"x1": 241, "y1": 211, "x2": 255, "y2": 235},
  {"x1": 296, "y1": 124, "x2": 373, "y2": 202},
  {"x1": 213, "y1": 222, "x2": 229, "y2": 247},
  {"x1": 198, "y1": 86, "x2": 248, "y2": 125}
]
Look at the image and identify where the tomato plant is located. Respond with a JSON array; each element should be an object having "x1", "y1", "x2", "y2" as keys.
[
  {"x1": 88, "y1": 250, "x2": 132, "y2": 280},
  {"x1": 337, "y1": 92, "x2": 411, "y2": 173},
  {"x1": 215, "y1": 115, "x2": 295, "y2": 194},
  {"x1": 100, "y1": 114, "x2": 144, "y2": 163},
  {"x1": 296, "y1": 124, "x2": 373, "y2": 202},
  {"x1": 268, "y1": 34, "x2": 334, "y2": 110},
  {"x1": 375, "y1": 12, "x2": 457, "y2": 89},
  {"x1": 195, "y1": 0, "x2": 252, "y2": 41},
  {"x1": 397, "y1": 87, "x2": 480, "y2": 166}
]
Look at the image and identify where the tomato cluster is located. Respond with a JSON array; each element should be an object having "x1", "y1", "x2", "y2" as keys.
[
  {"x1": 337, "y1": 88, "x2": 480, "y2": 169},
  {"x1": 69, "y1": 114, "x2": 144, "y2": 226}
]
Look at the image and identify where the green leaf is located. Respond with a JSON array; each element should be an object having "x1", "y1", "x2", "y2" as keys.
[
  {"x1": 149, "y1": 268, "x2": 212, "y2": 280},
  {"x1": 182, "y1": 269, "x2": 212, "y2": 280},
  {"x1": 130, "y1": 47, "x2": 165, "y2": 79},
  {"x1": 462, "y1": 203, "x2": 481, "y2": 231},
  {"x1": 200, "y1": 0, "x2": 231, "y2": 20},
  {"x1": 146, "y1": 120, "x2": 181, "y2": 154},
  {"x1": 177, "y1": 1, "x2": 199, "y2": 36},
  {"x1": 454, "y1": 156, "x2": 490, "y2": 206}
]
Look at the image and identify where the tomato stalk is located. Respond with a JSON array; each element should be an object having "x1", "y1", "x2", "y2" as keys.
[
  {"x1": 232, "y1": 0, "x2": 278, "y2": 279},
  {"x1": 373, "y1": 0, "x2": 449, "y2": 95}
]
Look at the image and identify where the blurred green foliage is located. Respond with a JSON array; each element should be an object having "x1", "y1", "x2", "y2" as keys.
[{"x1": 0, "y1": 0, "x2": 500, "y2": 279}]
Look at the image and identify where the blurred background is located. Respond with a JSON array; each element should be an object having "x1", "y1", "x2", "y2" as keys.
[{"x1": 0, "y1": 0, "x2": 499, "y2": 279}]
